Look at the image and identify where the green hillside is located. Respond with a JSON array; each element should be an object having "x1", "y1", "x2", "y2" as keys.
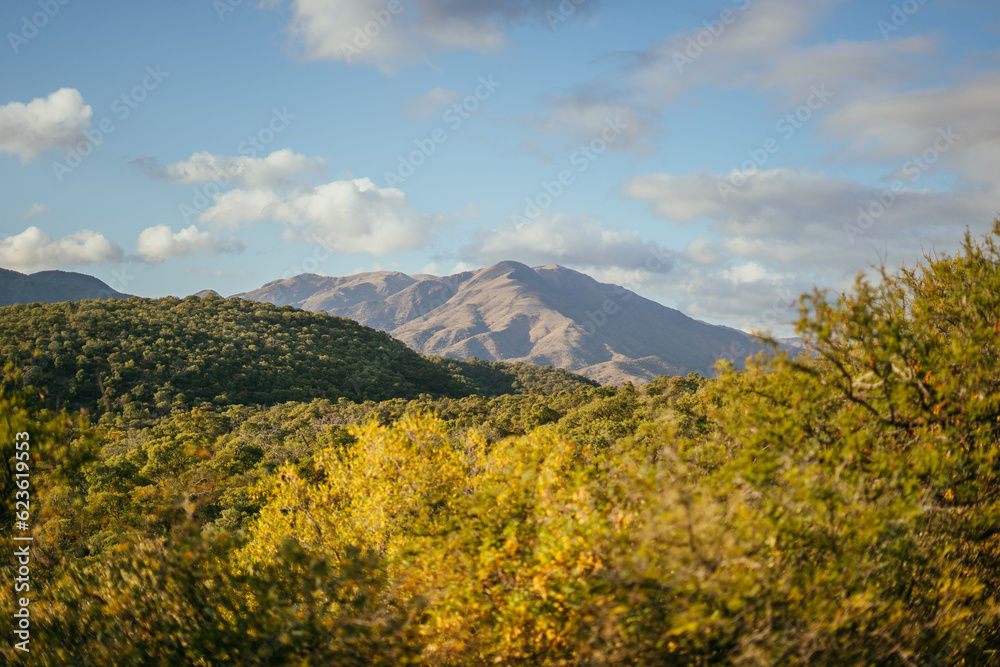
[
  {"x1": 0, "y1": 295, "x2": 595, "y2": 424},
  {"x1": 0, "y1": 295, "x2": 460, "y2": 418}
]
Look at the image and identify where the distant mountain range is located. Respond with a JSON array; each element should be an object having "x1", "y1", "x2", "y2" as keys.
[
  {"x1": 234, "y1": 261, "x2": 758, "y2": 385},
  {"x1": 0, "y1": 267, "x2": 129, "y2": 307},
  {"x1": 0, "y1": 262, "x2": 775, "y2": 385}
]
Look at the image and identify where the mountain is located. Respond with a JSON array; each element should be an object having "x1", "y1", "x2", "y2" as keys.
[
  {"x1": 0, "y1": 267, "x2": 129, "y2": 306},
  {"x1": 234, "y1": 262, "x2": 758, "y2": 385}
]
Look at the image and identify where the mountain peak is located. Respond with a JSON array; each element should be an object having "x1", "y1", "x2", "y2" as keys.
[
  {"x1": 237, "y1": 263, "x2": 754, "y2": 385},
  {"x1": 477, "y1": 260, "x2": 534, "y2": 277}
]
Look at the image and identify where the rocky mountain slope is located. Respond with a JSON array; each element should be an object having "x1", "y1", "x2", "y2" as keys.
[{"x1": 235, "y1": 261, "x2": 757, "y2": 385}]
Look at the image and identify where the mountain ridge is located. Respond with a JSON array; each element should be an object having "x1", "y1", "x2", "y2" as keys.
[
  {"x1": 0, "y1": 262, "x2": 776, "y2": 385},
  {"x1": 0, "y1": 267, "x2": 129, "y2": 306},
  {"x1": 234, "y1": 261, "x2": 758, "y2": 385}
]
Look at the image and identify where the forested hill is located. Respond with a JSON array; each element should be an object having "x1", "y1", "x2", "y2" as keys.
[{"x1": 0, "y1": 295, "x2": 595, "y2": 422}]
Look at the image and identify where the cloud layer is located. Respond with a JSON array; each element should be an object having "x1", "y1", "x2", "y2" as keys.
[
  {"x1": 534, "y1": 0, "x2": 940, "y2": 156},
  {"x1": 821, "y1": 73, "x2": 1000, "y2": 186},
  {"x1": 623, "y1": 167, "x2": 999, "y2": 332}
]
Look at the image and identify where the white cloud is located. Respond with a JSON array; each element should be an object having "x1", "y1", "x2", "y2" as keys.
[
  {"x1": 464, "y1": 214, "x2": 674, "y2": 274},
  {"x1": 22, "y1": 203, "x2": 48, "y2": 219},
  {"x1": 722, "y1": 261, "x2": 783, "y2": 285},
  {"x1": 199, "y1": 177, "x2": 441, "y2": 255},
  {"x1": 155, "y1": 149, "x2": 327, "y2": 188},
  {"x1": 0, "y1": 226, "x2": 123, "y2": 272},
  {"x1": 0, "y1": 88, "x2": 92, "y2": 163},
  {"x1": 408, "y1": 87, "x2": 463, "y2": 117},
  {"x1": 270, "y1": 0, "x2": 592, "y2": 71},
  {"x1": 136, "y1": 225, "x2": 245, "y2": 263}
]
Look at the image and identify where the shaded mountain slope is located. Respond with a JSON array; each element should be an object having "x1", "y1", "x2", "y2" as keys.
[{"x1": 0, "y1": 267, "x2": 129, "y2": 306}]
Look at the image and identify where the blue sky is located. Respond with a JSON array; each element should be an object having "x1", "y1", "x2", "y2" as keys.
[{"x1": 1, "y1": 0, "x2": 998, "y2": 335}]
